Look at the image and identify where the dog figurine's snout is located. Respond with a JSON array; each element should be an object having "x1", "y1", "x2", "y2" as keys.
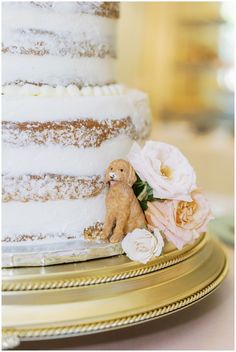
[{"x1": 109, "y1": 172, "x2": 116, "y2": 180}]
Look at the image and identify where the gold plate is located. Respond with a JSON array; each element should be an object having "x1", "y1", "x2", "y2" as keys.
[{"x1": 2, "y1": 234, "x2": 228, "y2": 348}]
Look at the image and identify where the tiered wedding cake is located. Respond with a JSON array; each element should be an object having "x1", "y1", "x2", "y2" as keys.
[{"x1": 2, "y1": 2, "x2": 151, "y2": 266}]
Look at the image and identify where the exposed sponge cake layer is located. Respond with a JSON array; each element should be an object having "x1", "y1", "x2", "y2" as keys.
[
  {"x1": 2, "y1": 174, "x2": 105, "y2": 202},
  {"x1": 2, "y1": 222, "x2": 104, "y2": 245},
  {"x1": 2, "y1": 40, "x2": 116, "y2": 59},
  {"x1": 2, "y1": 117, "x2": 137, "y2": 148}
]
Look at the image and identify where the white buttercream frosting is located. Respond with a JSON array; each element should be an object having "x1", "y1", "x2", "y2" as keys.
[
  {"x1": 2, "y1": 194, "x2": 106, "y2": 238},
  {"x1": 2, "y1": 84, "x2": 125, "y2": 97},
  {"x1": 2, "y1": 54, "x2": 115, "y2": 87},
  {"x1": 2, "y1": 135, "x2": 134, "y2": 176}
]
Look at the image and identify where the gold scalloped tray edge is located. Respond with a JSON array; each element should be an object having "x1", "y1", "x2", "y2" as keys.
[
  {"x1": 2, "y1": 235, "x2": 228, "y2": 348},
  {"x1": 2, "y1": 234, "x2": 206, "y2": 292},
  {"x1": 2, "y1": 247, "x2": 228, "y2": 341}
]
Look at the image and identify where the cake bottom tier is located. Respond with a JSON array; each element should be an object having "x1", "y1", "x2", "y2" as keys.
[{"x1": 2, "y1": 194, "x2": 126, "y2": 267}]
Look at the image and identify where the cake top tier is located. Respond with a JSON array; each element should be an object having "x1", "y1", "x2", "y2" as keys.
[{"x1": 2, "y1": 2, "x2": 119, "y2": 87}]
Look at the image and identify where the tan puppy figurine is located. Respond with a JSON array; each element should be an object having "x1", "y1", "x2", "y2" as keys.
[{"x1": 101, "y1": 159, "x2": 146, "y2": 243}]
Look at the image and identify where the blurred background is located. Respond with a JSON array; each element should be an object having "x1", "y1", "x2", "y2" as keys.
[{"x1": 117, "y1": 1, "x2": 234, "y2": 243}]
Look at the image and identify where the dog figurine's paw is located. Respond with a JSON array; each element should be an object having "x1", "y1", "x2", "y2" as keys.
[
  {"x1": 100, "y1": 232, "x2": 110, "y2": 242},
  {"x1": 110, "y1": 234, "x2": 123, "y2": 243}
]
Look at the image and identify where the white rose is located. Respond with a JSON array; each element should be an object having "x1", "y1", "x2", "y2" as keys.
[
  {"x1": 127, "y1": 141, "x2": 197, "y2": 201},
  {"x1": 121, "y1": 228, "x2": 164, "y2": 264}
]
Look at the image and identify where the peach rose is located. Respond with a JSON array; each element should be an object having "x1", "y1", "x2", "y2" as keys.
[
  {"x1": 127, "y1": 141, "x2": 197, "y2": 201},
  {"x1": 145, "y1": 190, "x2": 213, "y2": 250}
]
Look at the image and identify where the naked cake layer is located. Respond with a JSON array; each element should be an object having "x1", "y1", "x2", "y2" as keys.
[
  {"x1": 2, "y1": 117, "x2": 137, "y2": 148},
  {"x1": 2, "y1": 174, "x2": 105, "y2": 202}
]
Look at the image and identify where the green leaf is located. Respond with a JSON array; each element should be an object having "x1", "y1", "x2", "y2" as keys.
[
  {"x1": 132, "y1": 173, "x2": 166, "y2": 210},
  {"x1": 140, "y1": 200, "x2": 148, "y2": 211},
  {"x1": 133, "y1": 175, "x2": 150, "y2": 210}
]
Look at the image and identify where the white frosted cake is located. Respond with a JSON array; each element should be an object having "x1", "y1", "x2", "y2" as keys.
[{"x1": 2, "y1": 2, "x2": 151, "y2": 267}]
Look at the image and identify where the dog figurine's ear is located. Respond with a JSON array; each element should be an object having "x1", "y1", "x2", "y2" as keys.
[
  {"x1": 128, "y1": 164, "x2": 137, "y2": 187},
  {"x1": 105, "y1": 167, "x2": 111, "y2": 184}
]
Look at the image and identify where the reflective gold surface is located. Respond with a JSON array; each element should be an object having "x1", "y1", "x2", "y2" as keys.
[
  {"x1": 2, "y1": 234, "x2": 228, "y2": 346},
  {"x1": 2, "y1": 234, "x2": 205, "y2": 291}
]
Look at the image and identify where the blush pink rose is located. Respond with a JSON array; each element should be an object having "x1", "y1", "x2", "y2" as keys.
[
  {"x1": 145, "y1": 190, "x2": 213, "y2": 250},
  {"x1": 127, "y1": 141, "x2": 197, "y2": 201}
]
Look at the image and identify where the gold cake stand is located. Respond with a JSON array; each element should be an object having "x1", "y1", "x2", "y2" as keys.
[{"x1": 2, "y1": 233, "x2": 228, "y2": 349}]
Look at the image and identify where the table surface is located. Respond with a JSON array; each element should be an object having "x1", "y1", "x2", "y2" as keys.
[{"x1": 16, "y1": 241, "x2": 234, "y2": 351}]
